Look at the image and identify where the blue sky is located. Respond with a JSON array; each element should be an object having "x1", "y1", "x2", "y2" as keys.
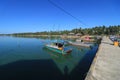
[{"x1": 0, "y1": 0, "x2": 120, "y2": 34}]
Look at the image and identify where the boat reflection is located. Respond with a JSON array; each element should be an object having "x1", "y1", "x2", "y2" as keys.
[{"x1": 43, "y1": 47, "x2": 88, "y2": 74}]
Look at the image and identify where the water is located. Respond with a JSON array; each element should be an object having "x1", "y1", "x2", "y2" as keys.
[{"x1": 0, "y1": 36, "x2": 98, "y2": 80}]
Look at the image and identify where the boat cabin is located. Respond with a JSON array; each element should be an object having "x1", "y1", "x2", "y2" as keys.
[{"x1": 54, "y1": 43, "x2": 64, "y2": 47}]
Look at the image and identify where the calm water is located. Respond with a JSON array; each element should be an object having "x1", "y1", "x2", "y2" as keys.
[{"x1": 0, "y1": 36, "x2": 98, "y2": 80}]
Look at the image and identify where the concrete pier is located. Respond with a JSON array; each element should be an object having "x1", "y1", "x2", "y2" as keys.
[{"x1": 85, "y1": 36, "x2": 120, "y2": 80}]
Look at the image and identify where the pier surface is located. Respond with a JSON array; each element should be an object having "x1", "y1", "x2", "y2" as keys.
[{"x1": 85, "y1": 36, "x2": 120, "y2": 80}]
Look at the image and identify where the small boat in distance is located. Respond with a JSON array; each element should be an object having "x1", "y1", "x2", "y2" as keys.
[
  {"x1": 81, "y1": 35, "x2": 97, "y2": 43},
  {"x1": 45, "y1": 42, "x2": 72, "y2": 55},
  {"x1": 68, "y1": 41, "x2": 91, "y2": 48}
]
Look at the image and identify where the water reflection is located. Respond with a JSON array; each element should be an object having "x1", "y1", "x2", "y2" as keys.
[
  {"x1": 43, "y1": 46, "x2": 89, "y2": 74},
  {"x1": 64, "y1": 65, "x2": 69, "y2": 80},
  {"x1": 0, "y1": 36, "x2": 98, "y2": 80}
]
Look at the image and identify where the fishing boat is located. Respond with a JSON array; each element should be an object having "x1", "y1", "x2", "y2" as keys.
[
  {"x1": 81, "y1": 35, "x2": 97, "y2": 42},
  {"x1": 45, "y1": 42, "x2": 72, "y2": 55},
  {"x1": 68, "y1": 41, "x2": 91, "y2": 48}
]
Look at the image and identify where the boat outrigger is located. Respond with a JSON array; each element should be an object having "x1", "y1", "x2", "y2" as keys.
[{"x1": 45, "y1": 42, "x2": 72, "y2": 55}]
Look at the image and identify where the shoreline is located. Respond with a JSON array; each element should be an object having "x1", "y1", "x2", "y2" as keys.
[{"x1": 1, "y1": 34, "x2": 81, "y2": 39}]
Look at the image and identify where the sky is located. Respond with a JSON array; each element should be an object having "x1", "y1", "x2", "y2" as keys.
[{"x1": 0, "y1": 0, "x2": 120, "y2": 34}]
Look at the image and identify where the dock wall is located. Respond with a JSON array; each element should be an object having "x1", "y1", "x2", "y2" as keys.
[{"x1": 85, "y1": 36, "x2": 120, "y2": 80}]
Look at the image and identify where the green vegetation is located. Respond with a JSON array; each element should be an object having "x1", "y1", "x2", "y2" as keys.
[
  {"x1": 1, "y1": 25, "x2": 120, "y2": 36},
  {"x1": 71, "y1": 25, "x2": 120, "y2": 35}
]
